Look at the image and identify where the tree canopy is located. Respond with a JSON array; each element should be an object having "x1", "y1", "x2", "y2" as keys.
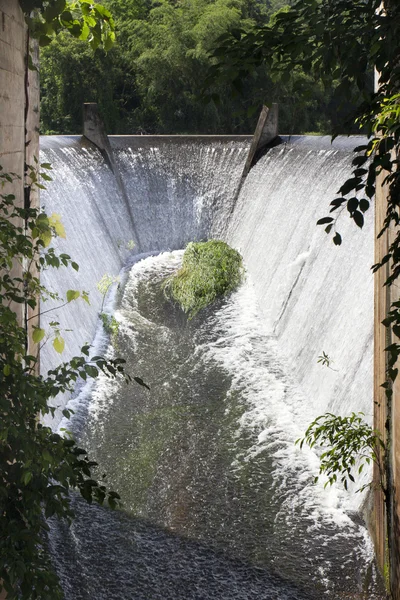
[{"x1": 39, "y1": 0, "x2": 345, "y2": 134}]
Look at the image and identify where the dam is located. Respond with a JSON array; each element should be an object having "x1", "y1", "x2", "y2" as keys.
[{"x1": 40, "y1": 135, "x2": 384, "y2": 599}]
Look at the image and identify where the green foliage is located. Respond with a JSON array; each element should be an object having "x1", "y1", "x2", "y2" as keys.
[
  {"x1": 317, "y1": 351, "x2": 337, "y2": 372},
  {"x1": 40, "y1": 32, "x2": 127, "y2": 134},
  {"x1": 164, "y1": 240, "x2": 244, "y2": 319},
  {"x1": 20, "y1": 0, "x2": 116, "y2": 51},
  {"x1": 0, "y1": 163, "x2": 132, "y2": 599},
  {"x1": 97, "y1": 273, "x2": 118, "y2": 311},
  {"x1": 100, "y1": 311, "x2": 119, "y2": 338},
  {"x1": 297, "y1": 413, "x2": 386, "y2": 493},
  {"x1": 39, "y1": 0, "x2": 334, "y2": 134}
]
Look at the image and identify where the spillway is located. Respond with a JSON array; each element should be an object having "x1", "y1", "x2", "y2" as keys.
[{"x1": 40, "y1": 135, "x2": 384, "y2": 598}]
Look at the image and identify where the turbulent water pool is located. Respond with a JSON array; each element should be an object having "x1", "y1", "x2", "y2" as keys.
[{"x1": 49, "y1": 252, "x2": 385, "y2": 600}]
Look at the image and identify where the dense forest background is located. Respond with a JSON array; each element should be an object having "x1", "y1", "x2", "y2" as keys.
[{"x1": 40, "y1": 0, "x2": 356, "y2": 135}]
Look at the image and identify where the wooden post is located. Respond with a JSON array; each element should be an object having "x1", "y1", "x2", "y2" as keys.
[
  {"x1": 373, "y1": 170, "x2": 390, "y2": 573},
  {"x1": 388, "y1": 185, "x2": 400, "y2": 599},
  {"x1": 375, "y1": 157, "x2": 400, "y2": 598}
]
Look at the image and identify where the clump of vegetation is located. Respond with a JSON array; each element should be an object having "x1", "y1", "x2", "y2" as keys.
[
  {"x1": 164, "y1": 240, "x2": 244, "y2": 319},
  {"x1": 100, "y1": 312, "x2": 119, "y2": 344}
]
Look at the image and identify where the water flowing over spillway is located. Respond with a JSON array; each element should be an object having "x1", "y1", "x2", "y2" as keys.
[{"x1": 40, "y1": 135, "x2": 384, "y2": 598}]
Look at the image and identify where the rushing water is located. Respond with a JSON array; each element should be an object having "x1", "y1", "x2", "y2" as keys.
[
  {"x1": 40, "y1": 135, "x2": 385, "y2": 598},
  {"x1": 49, "y1": 252, "x2": 383, "y2": 599}
]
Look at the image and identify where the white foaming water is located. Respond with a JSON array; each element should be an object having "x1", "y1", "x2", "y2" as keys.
[
  {"x1": 39, "y1": 135, "x2": 382, "y2": 598},
  {"x1": 82, "y1": 252, "x2": 180, "y2": 430},
  {"x1": 40, "y1": 137, "x2": 248, "y2": 423},
  {"x1": 226, "y1": 139, "x2": 374, "y2": 508},
  {"x1": 76, "y1": 251, "x2": 376, "y2": 596},
  {"x1": 203, "y1": 277, "x2": 373, "y2": 533},
  {"x1": 226, "y1": 140, "x2": 373, "y2": 423}
]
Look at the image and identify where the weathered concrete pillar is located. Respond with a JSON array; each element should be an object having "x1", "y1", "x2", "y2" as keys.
[
  {"x1": 0, "y1": 6, "x2": 40, "y2": 597},
  {"x1": 374, "y1": 148, "x2": 400, "y2": 599},
  {"x1": 83, "y1": 102, "x2": 140, "y2": 246},
  {"x1": 0, "y1": 0, "x2": 40, "y2": 363},
  {"x1": 241, "y1": 103, "x2": 279, "y2": 181},
  {"x1": 227, "y1": 103, "x2": 279, "y2": 222},
  {"x1": 0, "y1": 0, "x2": 27, "y2": 337},
  {"x1": 83, "y1": 102, "x2": 111, "y2": 154},
  {"x1": 373, "y1": 46, "x2": 400, "y2": 594}
]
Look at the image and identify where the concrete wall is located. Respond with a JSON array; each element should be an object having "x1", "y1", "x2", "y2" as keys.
[
  {"x1": 0, "y1": 2, "x2": 39, "y2": 597},
  {"x1": 0, "y1": 0, "x2": 27, "y2": 333},
  {"x1": 0, "y1": 0, "x2": 26, "y2": 183},
  {"x1": 0, "y1": 0, "x2": 39, "y2": 356}
]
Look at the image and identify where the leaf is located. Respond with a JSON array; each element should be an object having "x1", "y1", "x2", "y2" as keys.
[
  {"x1": 330, "y1": 198, "x2": 346, "y2": 208},
  {"x1": 317, "y1": 217, "x2": 334, "y2": 225},
  {"x1": 3, "y1": 364, "x2": 10, "y2": 376},
  {"x1": 79, "y1": 22, "x2": 90, "y2": 41},
  {"x1": 352, "y1": 210, "x2": 364, "y2": 229},
  {"x1": 44, "y1": 0, "x2": 66, "y2": 21},
  {"x1": 66, "y1": 289, "x2": 80, "y2": 303},
  {"x1": 333, "y1": 233, "x2": 342, "y2": 246},
  {"x1": 338, "y1": 177, "x2": 361, "y2": 196},
  {"x1": 85, "y1": 365, "x2": 99, "y2": 378},
  {"x1": 71, "y1": 262, "x2": 79, "y2": 271},
  {"x1": 49, "y1": 213, "x2": 66, "y2": 238},
  {"x1": 346, "y1": 197, "x2": 358, "y2": 213},
  {"x1": 39, "y1": 35, "x2": 53, "y2": 47},
  {"x1": 22, "y1": 471, "x2": 33, "y2": 485},
  {"x1": 40, "y1": 229, "x2": 52, "y2": 248},
  {"x1": 133, "y1": 376, "x2": 150, "y2": 390},
  {"x1": 53, "y1": 336, "x2": 65, "y2": 354},
  {"x1": 104, "y1": 33, "x2": 114, "y2": 52},
  {"x1": 32, "y1": 327, "x2": 46, "y2": 344}
]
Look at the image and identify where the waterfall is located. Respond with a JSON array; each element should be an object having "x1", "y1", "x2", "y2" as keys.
[
  {"x1": 41, "y1": 135, "x2": 373, "y2": 428},
  {"x1": 40, "y1": 136, "x2": 248, "y2": 421},
  {"x1": 226, "y1": 135, "x2": 373, "y2": 421},
  {"x1": 40, "y1": 135, "x2": 383, "y2": 599}
]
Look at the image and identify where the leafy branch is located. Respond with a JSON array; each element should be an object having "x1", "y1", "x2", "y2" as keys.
[
  {"x1": 317, "y1": 351, "x2": 338, "y2": 372},
  {"x1": 20, "y1": 0, "x2": 116, "y2": 51},
  {"x1": 297, "y1": 412, "x2": 386, "y2": 495}
]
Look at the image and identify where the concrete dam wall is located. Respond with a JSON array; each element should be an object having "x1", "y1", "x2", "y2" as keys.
[
  {"x1": 40, "y1": 134, "x2": 381, "y2": 599},
  {"x1": 40, "y1": 134, "x2": 373, "y2": 430}
]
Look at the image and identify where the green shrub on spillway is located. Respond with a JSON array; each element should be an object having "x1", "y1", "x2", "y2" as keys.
[{"x1": 164, "y1": 240, "x2": 244, "y2": 319}]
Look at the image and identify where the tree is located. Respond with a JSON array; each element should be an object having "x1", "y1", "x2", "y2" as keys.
[{"x1": 39, "y1": 0, "x2": 339, "y2": 134}]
